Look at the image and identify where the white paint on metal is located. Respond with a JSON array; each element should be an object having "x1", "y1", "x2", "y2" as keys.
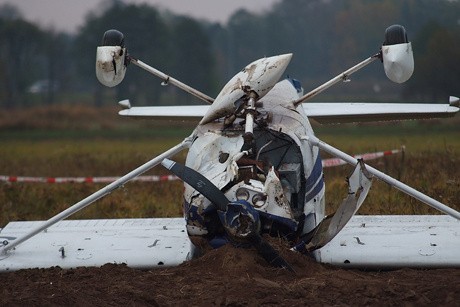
[
  {"x1": 0, "y1": 218, "x2": 191, "y2": 272},
  {"x1": 382, "y1": 42, "x2": 414, "y2": 83},
  {"x1": 317, "y1": 215, "x2": 460, "y2": 268},
  {"x1": 450, "y1": 96, "x2": 459, "y2": 107},
  {"x1": 130, "y1": 58, "x2": 214, "y2": 104},
  {"x1": 322, "y1": 148, "x2": 401, "y2": 168},
  {"x1": 303, "y1": 102, "x2": 459, "y2": 123},
  {"x1": 293, "y1": 54, "x2": 379, "y2": 106},
  {"x1": 95, "y1": 46, "x2": 127, "y2": 87},
  {"x1": 200, "y1": 54, "x2": 292, "y2": 125},
  {"x1": 116, "y1": 101, "x2": 458, "y2": 124},
  {"x1": 119, "y1": 105, "x2": 210, "y2": 120}
]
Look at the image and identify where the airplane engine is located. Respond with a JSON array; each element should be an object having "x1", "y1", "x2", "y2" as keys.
[{"x1": 96, "y1": 29, "x2": 127, "y2": 87}]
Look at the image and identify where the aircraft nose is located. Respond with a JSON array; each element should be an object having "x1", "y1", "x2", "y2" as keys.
[
  {"x1": 247, "y1": 53, "x2": 292, "y2": 97},
  {"x1": 274, "y1": 53, "x2": 293, "y2": 70},
  {"x1": 199, "y1": 53, "x2": 293, "y2": 125}
]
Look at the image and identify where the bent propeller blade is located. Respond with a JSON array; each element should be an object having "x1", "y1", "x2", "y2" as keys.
[
  {"x1": 161, "y1": 159, "x2": 229, "y2": 211},
  {"x1": 162, "y1": 159, "x2": 294, "y2": 271}
]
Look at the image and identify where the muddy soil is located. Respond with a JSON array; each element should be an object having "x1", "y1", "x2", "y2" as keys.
[{"x1": 1, "y1": 240, "x2": 458, "y2": 306}]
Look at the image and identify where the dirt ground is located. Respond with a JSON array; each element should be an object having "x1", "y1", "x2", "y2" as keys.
[{"x1": 1, "y1": 237, "x2": 459, "y2": 307}]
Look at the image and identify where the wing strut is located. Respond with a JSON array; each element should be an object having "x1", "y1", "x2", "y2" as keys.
[
  {"x1": 305, "y1": 135, "x2": 460, "y2": 220},
  {"x1": 293, "y1": 54, "x2": 380, "y2": 106},
  {"x1": 1, "y1": 136, "x2": 194, "y2": 255},
  {"x1": 129, "y1": 57, "x2": 214, "y2": 104}
]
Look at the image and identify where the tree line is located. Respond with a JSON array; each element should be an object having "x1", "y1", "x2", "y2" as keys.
[{"x1": 0, "y1": 0, "x2": 459, "y2": 108}]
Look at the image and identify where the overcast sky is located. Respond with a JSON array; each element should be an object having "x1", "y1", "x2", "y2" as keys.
[{"x1": 0, "y1": 0, "x2": 280, "y2": 33}]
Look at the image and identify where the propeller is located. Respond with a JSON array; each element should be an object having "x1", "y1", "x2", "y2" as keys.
[{"x1": 161, "y1": 158, "x2": 294, "y2": 271}]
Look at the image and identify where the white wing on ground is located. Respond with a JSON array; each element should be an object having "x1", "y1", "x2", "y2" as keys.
[
  {"x1": 118, "y1": 103, "x2": 458, "y2": 124},
  {"x1": 118, "y1": 105, "x2": 209, "y2": 120},
  {"x1": 316, "y1": 215, "x2": 460, "y2": 268},
  {"x1": 303, "y1": 103, "x2": 459, "y2": 123},
  {"x1": 0, "y1": 218, "x2": 192, "y2": 272},
  {"x1": 1, "y1": 215, "x2": 459, "y2": 271}
]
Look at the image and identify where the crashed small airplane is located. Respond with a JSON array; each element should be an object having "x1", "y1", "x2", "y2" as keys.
[{"x1": 1, "y1": 25, "x2": 459, "y2": 272}]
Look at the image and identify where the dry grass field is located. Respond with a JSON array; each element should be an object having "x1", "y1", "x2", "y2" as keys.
[
  {"x1": 1, "y1": 105, "x2": 459, "y2": 306},
  {"x1": 0, "y1": 105, "x2": 459, "y2": 227}
]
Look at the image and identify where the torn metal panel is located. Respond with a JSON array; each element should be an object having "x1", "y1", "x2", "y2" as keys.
[{"x1": 303, "y1": 160, "x2": 373, "y2": 251}]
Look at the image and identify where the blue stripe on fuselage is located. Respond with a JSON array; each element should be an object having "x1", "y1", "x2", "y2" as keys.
[{"x1": 304, "y1": 154, "x2": 324, "y2": 203}]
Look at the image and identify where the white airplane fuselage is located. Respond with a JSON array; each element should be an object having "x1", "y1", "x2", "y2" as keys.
[
  {"x1": 2, "y1": 26, "x2": 460, "y2": 272},
  {"x1": 184, "y1": 79, "x2": 325, "y2": 248}
]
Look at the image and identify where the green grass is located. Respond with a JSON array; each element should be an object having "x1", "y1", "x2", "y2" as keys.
[
  {"x1": 0, "y1": 106, "x2": 458, "y2": 227},
  {"x1": 316, "y1": 119, "x2": 459, "y2": 215},
  {"x1": 0, "y1": 137, "x2": 189, "y2": 227}
]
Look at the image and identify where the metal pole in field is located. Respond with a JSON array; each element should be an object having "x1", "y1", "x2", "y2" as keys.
[
  {"x1": 294, "y1": 54, "x2": 380, "y2": 106},
  {"x1": 1, "y1": 138, "x2": 193, "y2": 254},
  {"x1": 305, "y1": 135, "x2": 460, "y2": 220},
  {"x1": 130, "y1": 58, "x2": 215, "y2": 105}
]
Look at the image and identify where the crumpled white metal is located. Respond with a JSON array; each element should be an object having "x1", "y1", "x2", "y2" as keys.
[{"x1": 200, "y1": 54, "x2": 292, "y2": 125}]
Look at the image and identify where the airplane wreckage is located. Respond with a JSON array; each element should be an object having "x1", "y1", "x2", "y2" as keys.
[{"x1": 1, "y1": 25, "x2": 459, "y2": 272}]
